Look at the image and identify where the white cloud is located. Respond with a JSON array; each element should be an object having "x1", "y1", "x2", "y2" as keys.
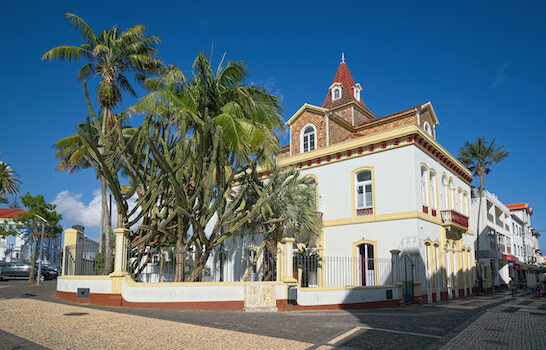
[
  {"x1": 53, "y1": 190, "x2": 141, "y2": 231},
  {"x1": 53, "y1": 190, "x2": 102, "y2": 228}
]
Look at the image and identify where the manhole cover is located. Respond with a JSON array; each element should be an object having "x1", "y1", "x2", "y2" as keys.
[
  {"x1": 484, "y1": 328, "x2": 503, "y2": 332},
  {"x1": 519, "y1": 301, "x2": 532, "y2": 305},
  {"x1": 485, "y1": 339, "x2": 509, "y2": 345},
  {"x1": 63, "y1": 312, "x2": 89, "y2": 316},
  {"x1": 21, "y1": 293, "x2": 37, "y2": 297},
  {"x1": 538, "y1": 305, "x2": 546, "y2": 310}
]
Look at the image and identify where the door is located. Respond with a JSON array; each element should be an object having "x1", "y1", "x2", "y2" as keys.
[{"x1": 359, "y1": 244, "x2": 375, "y2": 286}]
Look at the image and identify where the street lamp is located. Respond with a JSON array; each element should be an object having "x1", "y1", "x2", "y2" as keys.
[{"x1": 35, "y1": 214, "x2": 47, "y2": 286}]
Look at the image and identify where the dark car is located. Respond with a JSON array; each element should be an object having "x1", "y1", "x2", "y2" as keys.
[{"x1": 0, "y1": 262, "x2": 57, "y2": 281}]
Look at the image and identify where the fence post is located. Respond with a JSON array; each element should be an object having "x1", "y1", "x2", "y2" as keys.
[
  {"x1": 390, "y1": 250, "x2": 401, "y2": 283},
  {"x1": 281, "y1": 238, "x2": 297, "y2": 283},
  {"x1": 390, "y1": 249, "x2": 404, "y2": 303},
  {"x1": 62, "y1": 228, "x2": 82, "y2": 276},
  {"x1": 109, "y1": 228, "x2": 130, "y2": 296}
]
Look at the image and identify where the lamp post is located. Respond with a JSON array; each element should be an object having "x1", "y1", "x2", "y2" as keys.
[{"x1": 35, "y1": 214, "x2": 47, "y2": 286}]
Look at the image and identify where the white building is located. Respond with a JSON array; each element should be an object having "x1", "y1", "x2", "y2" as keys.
[
  {"x1": 0, "y1": 209, "x2": 29, "y2": 261},
  {"x1": 470, "y1": 188, "x2": 519, "y2": 291},
  {"x1": 218, "y1": 58, "x2": 476, "y2": 304}
]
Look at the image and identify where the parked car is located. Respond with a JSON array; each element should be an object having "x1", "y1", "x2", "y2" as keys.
[{"x1": 0, "y1": 262, "x2": 57, "y2": 281}]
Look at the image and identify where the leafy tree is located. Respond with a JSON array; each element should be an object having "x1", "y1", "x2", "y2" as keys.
[
  {"x1": 43, "y1": 13, "x2": 162, "y2": 273},
  {"x1": 458, "y1": 137, "x2": 508, "y2": 292},
  {"x1": 0, "y1": 193, "x2": 62, "y2": 282},
  {"x1": 0, "y1": 162, "x2": 21, "y2": 203}
]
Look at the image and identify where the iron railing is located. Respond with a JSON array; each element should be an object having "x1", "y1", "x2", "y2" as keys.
[
  {"x1": 63, "y1": 240, "x2": 102, "y2": 276},
  {"x1": 128, "y1": 246, "x2": 278, "y2": 283}
]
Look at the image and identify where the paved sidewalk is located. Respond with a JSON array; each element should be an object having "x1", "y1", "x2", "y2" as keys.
[
  {"x1": 437, "y1": 291, "x2": 546, "y2": 350},
  {"x1": 0, "y1": 298, "x2": 313, "y2": 350}
]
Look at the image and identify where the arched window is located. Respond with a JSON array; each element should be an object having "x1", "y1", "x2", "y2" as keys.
[
  {"x1": 457, "y1": 189, "x2": 462, "y2": 213},
  {"x1": 355, "y1": 170, "x2": 373, "y2": 216},
  {"x1": 332, "y1": 86, "x2": 342, "y2": 101},
  {"x1": 440, "y1": 175, "x2": 448, "y2": 210},
  {"x1": 301, "y1": 125, "x2": 316, "y2": 153},
  {"x1": 430, "y1": 171, "x2": 437, "y2": 215},
  {"x1": 421, "y1": 166, "x2": 429, "y2": 213},
  {"x1": 423, "y1": 121, "x2": 432, "y2": 136},
  {"x1": 449, "y1": 180, "x2": 456, "y2": 210}
]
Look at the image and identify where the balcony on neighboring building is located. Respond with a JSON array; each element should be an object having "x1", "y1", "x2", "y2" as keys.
[
  {"x1": 487, "y1": 213, "x2": 494, "y2": 222},
  {"x1": 440, "y1": 210, "x2": 469, "y2": 229}
]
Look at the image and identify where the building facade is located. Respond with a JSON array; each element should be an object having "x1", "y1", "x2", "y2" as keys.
[{"x1": 273, "y1": 58, "x2": 475, "y2": 303}]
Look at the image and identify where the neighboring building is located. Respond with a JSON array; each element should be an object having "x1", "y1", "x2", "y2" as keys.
[
  {"x1": 229, "y1": 57, "x2": 474, "y2": 304},
  {"x1": 0, "y1": 209, "x2": 29, "y2": 261},
  {"x1": 470, "y1": 188, "x2": 519, "y2": 291},
  {"x1": 0, "y1": 208, "x2": 63, "y2": 266},
  {"x1": 506, "y1": 203, "x2": 538, "y2": 265}
]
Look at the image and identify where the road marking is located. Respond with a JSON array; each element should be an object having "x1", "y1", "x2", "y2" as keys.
[
  {"x1": 326, "y1": 325, "x2": 442, "y2": 345},
  {"x1": 327, "y1": 327, "x2": 363, "y2": 344},
  {"x1": 359, "y1": 326, "x2": 442, "y2": 339},
  {"x1": 0, "y1": 285, "x2": 10, "y2": 289}
]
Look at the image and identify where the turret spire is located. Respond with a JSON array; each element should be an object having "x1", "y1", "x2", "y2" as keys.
[{"x1": 341, "y1": 52, "x2": 345, "y2": 63}]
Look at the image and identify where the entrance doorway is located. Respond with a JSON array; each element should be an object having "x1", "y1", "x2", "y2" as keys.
[{"x1": 358, "y1": 244, "x2": 375, "y2": 286}]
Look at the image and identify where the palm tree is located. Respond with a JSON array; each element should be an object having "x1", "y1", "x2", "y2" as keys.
[
  {"x1": 0, "y1": 162, "x2": 21, "y2": 203},
  {"x1": 134, "y1": 53, "x2": 284, "y2": 163},
  {"x1": 43, "y1": 14, "x2": 162, "y2": 272},
  {"x1": 458, "y1": 137, "x2": 508, "y2": 293},
  {"x1": 241, "y1": 166, "x2": 322, "y2": 281}
]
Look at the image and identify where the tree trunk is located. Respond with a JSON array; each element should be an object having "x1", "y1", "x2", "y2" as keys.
[
  {"x1": 476, "y1": 176, "x2": 484, "y2": 294},
  {"x1": 28, "y1": 233, "x2": 38, "y2": 283},
  {"x1": 186, "y1": 245, "x2": 212, "y2": 282},
  {"x1": 99, "y1": 176, "x2": 106, "y2": 265},
  {"x1": 175, "y1": 235, "x2": 185, "y2": 282},
  {"x1": 262, "y1": 229, "x2": 278, "y2": 281}
]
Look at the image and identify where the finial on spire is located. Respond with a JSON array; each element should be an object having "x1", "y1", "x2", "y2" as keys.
[{"x1": 341, "y1": 52, "x2": 345, "y2": 63}]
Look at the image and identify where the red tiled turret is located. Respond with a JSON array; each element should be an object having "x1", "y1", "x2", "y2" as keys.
[{"x1": 322, "y1": 56, "x2": 370, "y2": 110}]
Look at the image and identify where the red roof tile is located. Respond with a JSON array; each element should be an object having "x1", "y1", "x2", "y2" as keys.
[
  {"x1": 506, "y1": 203, "x2": 531, "y2": 212},
  {"x1": 0, "y1": 208, "x2": 28, "y2": 219},
  {"x1": 322, "y1": 61, "x2": 370, "y2": 110}
]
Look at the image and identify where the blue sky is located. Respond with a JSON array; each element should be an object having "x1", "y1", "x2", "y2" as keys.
[{"x1": 1, "y1": 1, "x2": 545, "y2": 248}]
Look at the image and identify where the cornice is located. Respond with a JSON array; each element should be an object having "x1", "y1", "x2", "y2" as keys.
[{"x1": 268, "y1": 125, "x2": 473, "y2": 185}]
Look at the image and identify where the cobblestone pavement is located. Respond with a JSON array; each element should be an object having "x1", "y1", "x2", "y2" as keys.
[
  {"x1": 1, "y1": 280, "x2": 544, "y2": 350},
  {"x1": 436, "y1": 292, "x2": 546, "y2": 350},
  {"x1": 0, "y1": 298, "x2": 313, "y2": 350}
]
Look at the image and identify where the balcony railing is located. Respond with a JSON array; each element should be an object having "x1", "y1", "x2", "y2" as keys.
[
  {"x1": 487, "y1": 213, "x2": 494, "y2": 222},
  {"x1": 440, "y1": 210, "x2": 469, "y2": 229},
  {"x1": 496, "y1": 219, "x2": 503, "y2": 227}
]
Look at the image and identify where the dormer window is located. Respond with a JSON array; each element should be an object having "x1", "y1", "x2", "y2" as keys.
[
  {"x1": 331, "y1": 83, "x2": 342, "y2": 101},
  {"x1": 301, "y1": 124, "x2": 316, "y2": 153},
  {"x1": 353, "y1": 83, "x2": 362, "y2": 101}
]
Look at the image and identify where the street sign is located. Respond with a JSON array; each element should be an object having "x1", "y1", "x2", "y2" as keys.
[{"x1": 514, "y1": 264, "x2": 520, "y2": 270}]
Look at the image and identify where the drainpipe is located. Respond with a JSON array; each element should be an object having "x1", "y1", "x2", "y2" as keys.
[{"x1": 325, "y1": 112, "x2": 330, "y2": 146}]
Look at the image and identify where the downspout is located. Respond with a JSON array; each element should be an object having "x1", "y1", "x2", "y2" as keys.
[
  {"x1": 325, "y1": 112, "x2": 330, "y2": 146},
  {"x1": 290, "y1": 125, "x2": 292, "y2": 156}
]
